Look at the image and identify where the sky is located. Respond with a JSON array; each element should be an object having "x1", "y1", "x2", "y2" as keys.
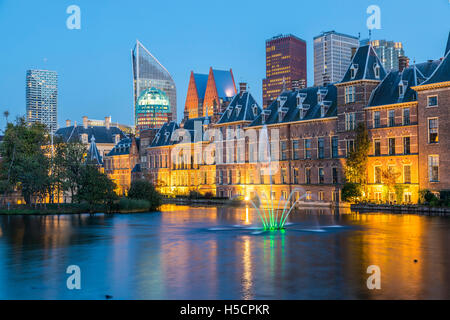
[{"x1": 0, "y1": 0, "x2": 449, "y2": 130}]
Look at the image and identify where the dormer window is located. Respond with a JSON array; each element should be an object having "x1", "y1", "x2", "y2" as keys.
[
  {"x1": 262, "y1": 110, "x2": 271, "y2": 124},
  {"x1": 317, "y1": 89, "x2": 328, "y2": 103},
  {"x1": 164, "y1": 131, "x2": 170, "y2": 142},
  {"x1": 227, "y1": 107, "x2": 232, "y2": 118},
  {"x1": 81, "y1": 133, "x2": 88, "y2": 144},
  {"x1": 374, "y1": 63, "x2": 381, "y2": 79},
  {"x1": 115, "y1": 134, "x2": 121, "y2": 144},
  {"x1": 350, "y1": 64, "x2": 358, "y2": 79},
  {"x1": 296, "y1": 93, "x2": 306, "y2": 107},
  {"x1": 278, "y1": 107, "x2": 288, "y2": 122},
  {"x1": 252, "y1": 104, "x2": 258, "y2": 116},
  {"x1": 155, "y1": 133, "x2": 160, "y2": 143},
  {"x1": 320, "y1": 101, "x2": 331, "y2": 118},
  {"x1": 299, "y1": 104, "x2": 310, "y2": 120},
  {"x1": 235, "y1": 104, "x2": 242, "y2": 116},
  {"x1": 398, "y1": 81, "x2": 408, "y2": 97},
  {"x1": 277, "y1": 95, "x2": 287, "y2": 108}
]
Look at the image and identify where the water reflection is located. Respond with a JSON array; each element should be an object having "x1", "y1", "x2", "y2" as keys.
[{"x1": 0, "y1": 206, "x2": 448, "y2": 299}]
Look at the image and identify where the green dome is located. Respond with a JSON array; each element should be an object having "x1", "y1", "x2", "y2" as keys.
[{"x1": 136, "y1": 87, "x2": 171, "y2": 116}]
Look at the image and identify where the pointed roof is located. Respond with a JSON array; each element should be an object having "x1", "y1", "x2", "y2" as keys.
[
  {"x1": 87, "y1": 136, "x2": 103, "y2": 165},
  {"x1": 210, "y1": 68, "x2": 237, "y2": 99},
  {"x1": 193, "y1": 73, "x2": 208, "y2": 98},
  {"x1": 340, "y1": 45, "x2": 387, "y2": 83},
  {"x1": 217, "y1": 91, "x2": 262, "y2": 124}
]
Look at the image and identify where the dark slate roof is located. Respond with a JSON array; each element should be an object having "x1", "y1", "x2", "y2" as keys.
[
  {"x1": 131, "y1": 164, "x2": 141, "y2": 173},
  {"x1": 445, "y1": 31, "x2": 450, "y2": 56},
  {"x1": 340, "y1": 45, "x2": 387, "y2": 83},
  {"x1": 415, "y1": 59, "x2": 442, "y2": 79},
  {"x1": 149, "y1": 121, "x2": 179, "y2": 147},
  {"x1": 87, "y1": 137, "x2": 103, "y2": 165},
  {"x1": 183, "y1": 116, "x2": 211, "y2": 143},
  {"x1": 106, "y1": 137, "x2": 140, "y2": 156},
  {"x1": 420, "y1": 50, "x2": 450, "y2": 85},
  {"x1": 212, "y1": 69, "x2": 236, "y2": 98},
  {"x1": 249, "y1": 84, "x2": 337, "y2": 127},
  {"x1": 193, "y1": 73, "x2": 208, "y2": 98},
  {"x1": 55, "y1": 125, "x2": 126, "y2": 144},
  {"x1": 217, "y1": 92, "x2": 262, "y2": 124}
]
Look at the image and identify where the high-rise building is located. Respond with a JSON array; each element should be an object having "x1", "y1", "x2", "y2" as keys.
[
  {"x1": 360, "y1": 39, "x2": 405, "y2": 71},
  {"x1": 132, "y1": 40, "x2": 176, "y2": 130},
  {"x1": 262, "y1": 34, "x2": 307, "y2": 107},
  {"x1": 26, "y1": 69, "x2": 58, "y2": 133},
  {"x1": 313, "y1": 31, "x2": 359, "y2": 86},
  {"x1": 135, "y1": 87, "x2": 171, "y2": 132}
]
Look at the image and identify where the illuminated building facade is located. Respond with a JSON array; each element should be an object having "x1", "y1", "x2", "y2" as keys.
[
  {"x1": 132, "y1": 40, "x2": 176, "y2": 129},
  {"x1": 26, "y1": 69, "x2": 58, "y2": 133},
  {"x1": 313, "y1": 31, "x2": 359, "y2": 86},
  {"x1": 263, "y1": 34, "x2": 307, "y2": 107},
  {"x1": 142, "y1": 33, "x2": 450, "y2": 204},
  {"x1": 361, "y1": 39, "x2": 405, "y2": 71},
  {"x1": 184, "y1": 71, "x2": 208, "y2": 119},
  {"x1": 135, "y1": 87, "x2": 171, "y2": 132}
]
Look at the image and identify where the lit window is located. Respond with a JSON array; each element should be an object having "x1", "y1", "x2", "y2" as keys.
[
  {"x1": 404, "y1": 165, "x2": 411, "y2": 184},
  {"x1": 428, "y1": 155, "x2": 439, "y2": 182},
  {"x1": 374, "y1": 166, "x2": 382, "y2": 184},
  {"x1": 428, "y1": 118, "x2": 438, "y2": 143}
]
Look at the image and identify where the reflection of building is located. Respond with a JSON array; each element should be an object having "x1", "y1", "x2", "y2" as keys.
[
  {"x1": 313, "y1": 31, "x2": 359, "y2": 86},
  {"x1": 135, "y1": 87, "x2": 171, "y2": 132},
  {"x1": 104, "y1": 137, "x2": 140, "y2": 196},
  {"x1": 132, "y1": 40, "x2": 176, "y2": 128},
  {"x1": 55, "y1": 116, "x2": 126, "y2": 158},
  {"x1": 361, "y1": 39, "x2": 405, "y2": 71},
  {"x1": 142, "y1": 33, "x2": 450, "y2": 204},
  {"x1": 263, "y1": 34, "x2": 307, "y2": 107},
  {"x1": 26, "y1": 69, "x2": 58, "y2": 133}
]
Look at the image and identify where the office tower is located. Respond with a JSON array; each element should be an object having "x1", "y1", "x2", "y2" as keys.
[
  {"x1": 26, "y1": 69, "x2": 58, "y2": 133},
  {"x1": 360, "y1": 39, "x2": 405, "y2": 71},
  {"x1": 313, "y1": 31, "x2": 359, "y2": 86},
  {"x1": 262, "y1": 34, "x2": 307, "y2": 107},
  {"x1": 135, "y1": 87, "x2": 171, "y2": 132},
  {"x1": 132, "y1": 40, "x2": 176, "y2": 129}
]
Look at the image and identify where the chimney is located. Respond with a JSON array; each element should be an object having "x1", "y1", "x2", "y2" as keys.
[
  {"x1": 82, "y1": 116, "x2": 88, "y2": 129},
  {"x1": 351, "y1": 47, "x2": 357, "y2": 59},
  {"x1": 105, "y1": 116, "x2": 111, "y2": 130},
  {"x1": 74, "y1": 121, "x2": 77, "y2": 127},
  {"x1": 398, "y1": 55, "x2": 410, "y2": 72},
  {"x1": 66, "y1": 119, "x2": 71, "y2": 127},
  {"x1": 239, "y1": 82, "x2": 247, "y2": 94}
]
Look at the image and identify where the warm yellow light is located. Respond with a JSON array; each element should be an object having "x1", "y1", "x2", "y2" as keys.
[{"x1": 244, "y1": 196, "x2": 250, "y2": 201}]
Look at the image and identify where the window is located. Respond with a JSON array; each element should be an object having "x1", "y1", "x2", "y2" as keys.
[
  {"x1": 318, "y1": 168, "x2": 325, "y2": 184},
  {"x1": 332, "y1": 191, "x2": 340, "y2": 202},
  {"x1": 292, "y1": 140, "x2": 300, "y2": 160},
  {"x1": 282, "y1": 190, "x2": 288, "y2": 200},
  {"x1": 399, "y1": 83, "x2": 405, "y2": 97},
  {"x1": 318, "y1": 138, "x2": 325, "y2": 159},
  {"x1": 281, "y1": 141, "x2": 288, "y2": 160},
  {"x1": 304, "y1": 139, "x2": 312, "y2": 159},
  {"x1": 389, "y1": 138, "x2": 396, "y2": 155},
  {"x1": 346, "y1": 140, "x2": 355, "y2": 155},
  {"x1": 318, "y1": 191, "x2": 324, "y2": 201},
  {"x1": 429, "y1": 155, "x2": 439, "y2": 182},
  {"x1": 260, "y1": 171, "x2": 264, "y2": 185},
  {"x1": 281, "y1": 168, "x2": 287, "y2": 184},
  {"x1": 373, "y1": 111, "x2": 381, "y2": 128},
  {"x1": 332, "y1": 136, "x2": 339, "y2": 158},
  {"x1": 428, "y1": 118, "x2": 438, "y2": 143},
  {"x1": 345, "y1": 86, "x2": 355, "y2": 103},
  {"x1": 332, "y1": 168, "x2": 338, "y2": 184},
  {"x1": 228, "y1": 170, "x2": 232, "y2": 185},
  {"x1": 374, "y1": 139, "x2": 381, "y2": 156},
  {"x1": 345, "y1": 112, "x2": 356, "y2": 130},
  {"x1": 403, "y1": 137, "x2": 410, "y2": 154},
  {"x1": 293, "y1": 168, "x2": 299, "y2": 184},
  {"x1": 236, "y1": 171, "x2": 241, "y2": 184},
  {"x1": 305, "y1": 167, "x2": 311, "y2": 184},
  {"x1": 404, "y1": 192, "x2": 412, "y2": 203},
  {"x1": 249, "y1": 171, "x2": 254, "y2": 184},
  {"x1": 404, "y1": 165, "x2": 411, "y2": 184},
  {"x1": 374, "y1": 63, "x2": 380, "y2": 78},
  {"x1": 403, "y1": 108, "x2": 410, "y2": 125},
  {"x1": 427, "y1": 95, "x2": 438, "y2": 107},
  {"x1": 306, "y1": 191, "x2": 312, "y2": 201},
  {"x1": 219, "y1": 170, "x2": 224, "y2": 185},
  {"x1": 388, "y1": 110, "x2": 395, "y2": 127},
  {"x1": 374, "y1": 166, "x2": 382, "y2": 184}
]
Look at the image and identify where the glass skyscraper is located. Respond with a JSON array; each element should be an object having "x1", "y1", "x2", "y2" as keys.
[
  {"x1": 26, "y1": 69, "x2": 58, "y2": 133},
  {"x1": 132, "y1": 40, "x2": 176, "y2": 130},
  {"x1": 135, "y1": 87, "x2": 171, "y2": 132},
  {"x1": 360, "y1": 39, "x2": 405, "y2": 72},
  {"x1": 313, "y1": 31, "x2": 359, "y2": 86}
]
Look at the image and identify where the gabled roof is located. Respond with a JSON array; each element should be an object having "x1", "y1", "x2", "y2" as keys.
[
  {"x1": 340, "y1": 45, "x2": 387, "y2": 83},
  {"x1": 87, "y1": 136, "x2": 103, "y2": 165},
  {"x1": 106, "y1": 137, "x2": 140, "y2": 156},
  {"x1": 55, "y1": 125, "x2": 126, "y2": 144},
  {"x1": 211, "y1": 69, "x2": 236, "y2": 99},
  {"x1": 149, "y1": 121, "x2": 179, "y2": 147},
  {"x1": 420, "y1": 51, "x2": 450, "y2": 86},
  {"x1": 217, "y1": 92, "x2": 262, "y2": 124},
  {"x1": 193, "y1": 73, "x2": 208, "y2": 99},
  {"x1": 249, "y1": 84, "x2": 337, "y2": 127}
]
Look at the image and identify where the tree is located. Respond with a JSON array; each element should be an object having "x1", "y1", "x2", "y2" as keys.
[
  {"x1": 128, "y1": 180, "x2": 162, "y2": 211},
  {"x1": 381, "y1": 167, "x2": 401, "y2": 202},
  {"x1": 60, "y1": 141, "x2": 87, "y2": 203},
  {"x1": 0, "y1": 117, "x2": 50, "y2": 205},
  {"x1": 342, "y1": 182, "x2": 362, "y2": 202},
  {"x1": 77, "y1": 164, "x2": 117, "y2": 212}
]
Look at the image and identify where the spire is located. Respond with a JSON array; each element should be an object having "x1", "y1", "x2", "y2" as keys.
[{"x1": 87, "y1": 135, "x2": 103, "y2": 165}]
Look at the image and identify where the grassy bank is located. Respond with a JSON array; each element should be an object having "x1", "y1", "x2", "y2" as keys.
[{"x1": 0, "y1": 199, "x2": 157, "y2": 215}]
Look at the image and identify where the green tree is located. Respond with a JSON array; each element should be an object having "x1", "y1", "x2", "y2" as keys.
[
  {"x1": 128, "y1": 180, "x2": 162, "y2": 211},
  {"x1": 60, "y1": 141, "x2": 87, "y2": 203},
  {"x1": 77, "y1": 164, "x2": 117, "y2": 212},
  {"x1": 341, "y1": 182, "x2": 362, "y2": 202}
]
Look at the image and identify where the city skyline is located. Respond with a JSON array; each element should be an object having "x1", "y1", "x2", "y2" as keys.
[{"x1": 0, "y1": 0, "x2": 448, "y2": 130}]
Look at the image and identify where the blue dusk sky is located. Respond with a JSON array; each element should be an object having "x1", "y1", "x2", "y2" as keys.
[{"x1": 0, "y1": 0, "x2": 449, "y2": 128}]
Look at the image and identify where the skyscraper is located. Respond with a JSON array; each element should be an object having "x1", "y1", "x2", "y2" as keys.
[
  {"x1": 26, "y1": 69, "x2": 58, "y2": 133},
  {"x1": 135, "y1": 87, "x2": 171, "y2": 132},
  {"x1": 360, "y1": 39, "x2": 405, "y2": 71},
  {"x1": 132, "y1": 40, "x2": 176, "y2": 130},
  {"x1": 262, "y1": 34, "x2": 307, "y2": 107},
  {"x1": 313, "y1": 31, "x2": 359, "y2": 86}
]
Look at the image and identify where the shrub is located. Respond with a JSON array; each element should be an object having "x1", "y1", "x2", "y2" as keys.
[
  {"x1": 128, "y1": 180, "x2": 162, "y2": 211},
  {"x1": 118, "y1": 198, "x2": 150, "y2": 211}
]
